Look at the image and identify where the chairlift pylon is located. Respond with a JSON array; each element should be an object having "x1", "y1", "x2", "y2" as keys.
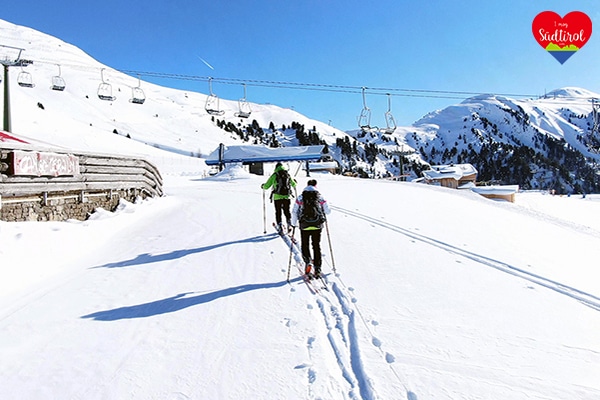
[
  {"x1": 205, "y1": 77, "x2": 225, "y2": 116},
  {"x1": 357, "y1": 87, "x2": 372, "y2": 130},
  {"x1": 97, "y1": 68, "x2": 116, "y2": 101},
  {"x1": 592, "y1": 99, "x2": 600, "y2": 133},
  {"x1": 235, "y1": 83, "x2": 252, "y2": 118},
  {"x1": 383, "y1": 93, "x2": 397, "y2": 134},
  {"x1": 129, "y1": 75, "x2": 146, "y2": 104},
  {"x1": 51, "y1": 64, "x2": 66, "y2": 91},
  {"x1": 17, "y1": 66, "x2": 34, "y2": 88}
]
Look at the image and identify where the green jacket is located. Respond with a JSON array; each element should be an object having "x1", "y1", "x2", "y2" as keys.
[{"x1": 261, "y1": 166, "x2": 297, "y2": 200}]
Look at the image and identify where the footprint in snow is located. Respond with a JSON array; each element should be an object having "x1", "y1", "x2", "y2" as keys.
[
  {"x1": 385, "y1": 352, "x2": 396, "y2": 363},
  {"x1": 407, "y1": 391, "x2": 419, "y2": 400}
]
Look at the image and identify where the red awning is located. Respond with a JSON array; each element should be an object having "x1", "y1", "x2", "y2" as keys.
[{"x1": 0, "y1": 131, "x2": 29, "y2": 144}]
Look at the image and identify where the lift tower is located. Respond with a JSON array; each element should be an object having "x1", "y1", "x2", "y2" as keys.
[{"x1": 1, "y1": 45, "x2": 32, "y2": 132}]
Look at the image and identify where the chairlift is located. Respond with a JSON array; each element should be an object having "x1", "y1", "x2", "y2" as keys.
[
  {"x1": 383, "y1": 93, "x2": 397, "y2": 134},
  {"x1": 357, "y1": 87, "x2": 371, "y2": 130},
  {"x1": 129, "y1": 75, "x2": 146, "y2": 104},
  {"x1": 235, "y1": 83, "x2": 252, "y2": 118},
  {"x1": 205, "y1": 77, "x2": 225, "y2": 116},
  {"x1": 17, "y1": 67, "x2": 34, "y2": 88},
  {"x1": 51, "y1": 64, "x2": 66, "y2": 91},
  {"x1": 97, "y1": 68, "x2": 116, "y2": 101}
]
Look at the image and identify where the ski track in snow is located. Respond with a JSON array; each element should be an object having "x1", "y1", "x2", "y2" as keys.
[
  {"x1": 331, "y1": 205, "x2": 600, "y2": 312},
  {"x1": 275, "y1": 230, "x2": 413, "y2": 400}
]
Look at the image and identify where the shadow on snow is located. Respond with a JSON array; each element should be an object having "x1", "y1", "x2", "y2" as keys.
[
  {"x1": 81, "y1": 278, "x2": 295, "y2": 321},
  {"x1": 91, "y1": 233, "x2": 279, "y2": 269}
]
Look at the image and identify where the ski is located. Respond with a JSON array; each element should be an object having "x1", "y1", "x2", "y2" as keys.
[
  {"x1": 295, "y1": 264, "x2": 324, "y2": 294},
  {"x1": 273, "y1": 223, "x2": 326, "y2": 293},
  {"x1": 273, "y1": 222, "x2": 297, "y2": 243},
  {"x1": 313, "y1": 274, "x2": 329, "y2": 291},
  {"x1": 308, "y1": 273, "x2": 329, "y2": 292},
  {"x1": 297, "y1": 263, "x2": 328, "y2": 293}
]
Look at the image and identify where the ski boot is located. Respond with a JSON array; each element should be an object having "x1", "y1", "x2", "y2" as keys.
[
  {"x1": 305, "y1": 262, "x2": 313, "y2": 276},
  {"x1": 313, "y1": 266, "x2": 322, "y2": 279}
]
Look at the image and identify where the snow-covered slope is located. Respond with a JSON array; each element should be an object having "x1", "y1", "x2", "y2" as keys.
[
  {"x1": 347, "y1": 87, "x2": 600, "y2": 191},
  {"x1": 411, "y1": 87, "x2": 599, "y2": 152},
  {"x1": 3, "y1": 18, "x2": 600, "y2": 191},
  {"x1": 1, "y1": 170, "x2": 599, "y2": 399},
  {"x1": 0, "y1": 19, "x2": 346, "y2": 174},
  {"x1": 1, "y1": 18, "x2": 600, "y2": 399}
]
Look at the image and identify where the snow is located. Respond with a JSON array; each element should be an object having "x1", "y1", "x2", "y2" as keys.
[
  {"x1": 421, "y1": 163, "x2": 477, "y2": 181},
  {"x1": 2, "y1": 172, "x2": 600, "y2": 399},
  {"x1": 1, "y1": 19, "x2": 600, "y2": 400},
  {"x1": 0, "y1": 18, "x2": 348, "y2": 174},
  {"x1": 471, "y1": 185, "x2": 519, "y2": 195},
  {"x1": 205, "y1": 144, "x2": 325, "y2": 165}
]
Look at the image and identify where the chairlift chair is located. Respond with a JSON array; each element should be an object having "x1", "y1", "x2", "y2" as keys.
[
  {"x1": 235, "y1": 83, "x2": 251, "y2": 118},
  {"x1": 97, "y1": 68, "x2": 116, "y2": 101},
  {"x1": 51, "y1": 76, "x2": 66, "y2": 91},
  {"x1": 383, "y1": 93, "x2": 397, "y2": 134},
  {"x1": 205, "y1": 77, "x2": 225, "y2": 116},
  {"x1": 129, "y1": 76, "x2": 146, "y2": 104},
  {"x1": 51, "y1": 64, "x2": 66, "y2": 91},
  {"x1": 357, "y1": 87, "x2": 371, "y2": 130},
  {"x1": 130, "y1": 87, "x2": 146, "y2": 104},
  {"x1": 17, "y1": 68, "x2": 34, "y2": 88}
]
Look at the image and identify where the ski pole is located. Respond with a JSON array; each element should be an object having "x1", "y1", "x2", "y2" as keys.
[
  {"x1": 262, "y1": 189, "x2": 267, "y2": 234},
  {"x1": 286, "y1": 226, "x2": 295, "y2": 282},
  {"x1": 325, "y1": 219, "x2": 336, "y2": 273}
]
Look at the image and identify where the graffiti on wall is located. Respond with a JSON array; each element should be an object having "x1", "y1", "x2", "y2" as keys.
[{"x1": 9, "y1": 150, "x2": 80, "y2": 177}]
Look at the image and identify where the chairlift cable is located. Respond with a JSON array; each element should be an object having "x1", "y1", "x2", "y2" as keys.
[{"x1": 14, "y1": 59, "x2": 600, "y2": 106}]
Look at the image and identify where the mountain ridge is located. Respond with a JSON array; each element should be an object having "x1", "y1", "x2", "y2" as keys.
[{"x1": 2, "y1": 18, "x2": 599, "y2": 193}]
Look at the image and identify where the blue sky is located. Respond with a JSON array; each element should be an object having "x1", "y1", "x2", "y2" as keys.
[{"x1": 2, "y1": 1, "x2": 600, "y2": 131}]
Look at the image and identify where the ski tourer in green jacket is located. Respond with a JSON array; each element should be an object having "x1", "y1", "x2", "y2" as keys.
[{"x1": 261, "y1": 163, "x2": 297, "y2": 229}]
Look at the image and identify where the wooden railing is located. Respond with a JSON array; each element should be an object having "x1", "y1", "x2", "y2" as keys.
[{"x1": 0, "y1": 142, "x2": 163, "y2": 221}]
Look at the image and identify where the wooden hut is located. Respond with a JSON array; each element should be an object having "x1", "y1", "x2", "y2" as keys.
[{"x1": 422, "y1": 164, "x2": 478, "y2": 189}]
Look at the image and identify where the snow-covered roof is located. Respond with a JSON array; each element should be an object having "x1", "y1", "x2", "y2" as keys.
[
  {"x1": 205, "y1": 144, "x2": 324, "y2": 165},
  {"x1": 471, "y1": 185, "x2": 519, "y2": 195},
  {"x1": 303, "y1": 161, "x2": 338, "y2": 170},
  {"x1": 422, "y1": 163, "x2": 477, "y2": 181}
]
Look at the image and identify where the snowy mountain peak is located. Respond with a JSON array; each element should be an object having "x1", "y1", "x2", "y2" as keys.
[
  {"x1": 544, "y1": 87, "x2": 599, "y2": 99},
  {"x1": 2, "y1": 18, "x2": 600, "y2": 192}
]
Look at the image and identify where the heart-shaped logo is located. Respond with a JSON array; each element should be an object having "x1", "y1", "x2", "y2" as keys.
[{"x1": 532, "y1": 11, "x2": 592, "y2": 64}]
